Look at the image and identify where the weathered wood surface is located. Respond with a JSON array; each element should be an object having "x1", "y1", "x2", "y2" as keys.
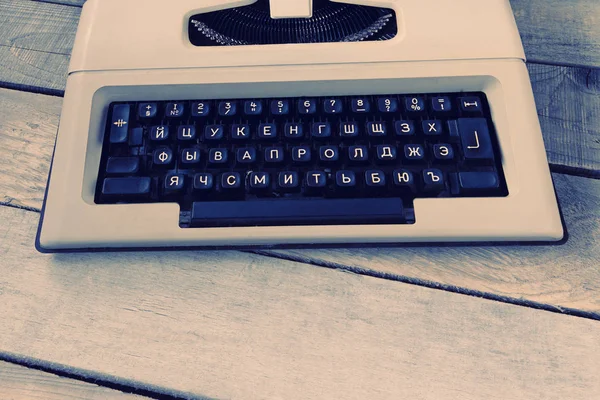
[
  {"x1": 1, "y1": 205, "x2": 599, "y2": 400},
  {"x1": 0, "y1": 361, "x2": 146, "y2": 400},
  {"x1": 0, "y1": 86, "x2": 599, "y2": 315},
  {"x1": 2, "y1": 1, "x2": 600, "y2": 173}
]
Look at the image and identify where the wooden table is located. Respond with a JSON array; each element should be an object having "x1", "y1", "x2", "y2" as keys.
[{"x1": 1, "y1": 1, "x2": 599, "y2": 399}]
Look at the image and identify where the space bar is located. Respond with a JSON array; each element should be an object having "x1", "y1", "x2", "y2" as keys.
[{"x1": 190, "y1": 198, "x2": 404, "y2": 227}]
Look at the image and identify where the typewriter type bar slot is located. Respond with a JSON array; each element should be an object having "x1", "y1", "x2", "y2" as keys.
[{"x1": 95, "y1": 92, "x2": 508, "y2": 228}]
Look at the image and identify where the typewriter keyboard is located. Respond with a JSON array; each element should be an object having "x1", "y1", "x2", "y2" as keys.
[{"x1": 96, "y1": 92, "x2": 507, "y2": 227}]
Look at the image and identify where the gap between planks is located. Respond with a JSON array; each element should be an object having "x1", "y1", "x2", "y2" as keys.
[
  {"x1": 0, "y1": 360, "x2": 151, "y2": 400},
  {"x1": 0, "y1": 203, "x2": 599, "y2": 400}
]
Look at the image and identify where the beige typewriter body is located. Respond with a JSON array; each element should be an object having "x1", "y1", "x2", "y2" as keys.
[{"x1": 37, "y1": 0, "x2": 564, "y2": 250}]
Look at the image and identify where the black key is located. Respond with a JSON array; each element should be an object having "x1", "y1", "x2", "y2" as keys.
[
  {"x1": 392, "y1": 169, "x2": 416, "y2": 193},
  {"x1": 205, "y1": 125, "x2": 224, "y2": 141},
  {"x1": 191, "y1": 101, "x2": 210, "y2": 117},
  {"x1": 340, "y1": 122, "x2": 359, "y2": 138},
  {"x1": 403, "y1": 144, "x2": 425, "y2": 162},
  {"x1": 178, "y1": 125, "x2": 196, "y2": 141},
  {"x1": 422, "y1": 169, "x2": 445, "y2": 192},
  {"x1": 270, "y1": 100, "x2": 289, "y2": 115},
  {"x1": 102, "y1": 177, "x2": 151, "y2": 197},
  {"x1": 458, "y1": 118, "x2": 494, "y2": 160},
  {"x1": 395, "y1": 120, "x2": 415, "y2": 136},
  {"x1": 110, "y1": 104, "x2": 130, "y2": 144},
  {"x1": 324, "y1": 98, "x2": 342, "y2": 114},
  {"x1": 191, "y1": 198, "x2": 405, "y2": 227},
  {"x1": 231, "y1": 124, "x2": 251, "y2": 140},
  {"x1": 165, "y1": 102, "x2": 184, "y2": 118},
  {"x1": 335, "y1": 171, "x2": 356, "y2": 188},
  {"x1": 164, "y1": 174, "x2": 185, "y2": 193},
  {"x1": 265, "y1": 147, "x2": 284, "y2": 163},
  {"x1": 348, "y1": 145, "x2": 368, "y2": 163},
  {"x1": 305, "y1": 171, "x2": 327, "y2": 189},
  {"x1": 129, "y1": 127, "x2": 143, "y2": 146},
  {"x1": 244, "y1": 100, "x2": 263, "y2": 115},
  {"x1": 298, "y1": 99, "x2": 317, "y2": 115},
  {"x1": 376, "y1": 145, "x2": 397, "y2": 163},
  {"x1": 285, "y1": 123, "x2": 303, "y2": 139},
  {"x1": 422, "y1": 120, "x2": 443, "y2": 135},
  {"x1": 249, "y1": 172, "x2": 270, "y2": 192},
  {"x1": 106, "y1": 157, "x2": 139, "y2": 175},
  {"x1": 292, "y1": 146, "x2": 311, "y2": 163},
  {"x1": 365, "y1": 170, "x2": 386, "y2": 187},
  {"x1": 405, "y1": 96, "x2": 425, "y2": 113},
  {"x1": 459, "y1": 96, "x2": 482, "y2": 112},
  {"x1": 150, "y1": 125, "x2": 169, "y2": 141},
  {"x1": 193, "y1": 173, "x2": 214, "y2": 192},
  {"x1": 311, "y1": 122, "x2": 331, "y2": 139},
  {"x1": 433, "y1": 144, "x2": 454, "y2": 161},
  {"x1": 236, "y1": 147, "x2": 257, "y2": 164},
  {"x1": 377, "y1": 97, "x2": 398, "y2": 113},
  {"x1": 218, "y1": 101, "x2": 237, "y2": 116},
  {"x1": 138, "y1": 103, "x2": 158, "y2": 119},
  {"x1": 152, "y1": 147, "x2": 173, "y2": 167},
  {"x1": 351, "y1": 98, "x2": 370, "y2": 113},
  {"x1": 278, "y1": 171, "x2": 300, "y2": 191},
  {"x1": 220, "y1": 172, "x2": 242, "y2": 191},
  {"x1": 432, "y1": 96, "x2": 452, "y2": 112},
  {"x1": 208, "y1": 148, "x2": 228, "y2": 165},
  {"x1": 448, "y1": 120, "x2": 460, "y2": 137},
  {"x1": 180, "y1": 148, "x2": 201, "y2": 167},
  {"x1": 258, "y1": 123, "x2": 277, "y2": 139},
  {"x1": 458, "y1": 171, "x2": 499, "y2": 193},
  {"x1": 366, "y1": 121, "x2": 386, "y2": 137},
  {"x1": 319, "y1": 146, "x2": 339, "y2": 162}
]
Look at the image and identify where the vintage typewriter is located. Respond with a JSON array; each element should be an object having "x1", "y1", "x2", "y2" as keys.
[{"x1": 36, "y1": 0, "x2": 564, "y2": 251}]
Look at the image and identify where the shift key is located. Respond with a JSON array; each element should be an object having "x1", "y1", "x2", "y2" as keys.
[{"x1": 458, "y1": 118, "x2": 494, "y2": 160}]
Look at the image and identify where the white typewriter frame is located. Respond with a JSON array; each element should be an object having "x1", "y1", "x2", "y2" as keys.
[{"x1": 37, "y1": 0, "x2": 564, "y2": 250}]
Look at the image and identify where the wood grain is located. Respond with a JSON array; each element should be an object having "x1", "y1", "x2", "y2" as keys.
[
  {"x1": 0, "y1": 86, "x2": 599, "y2": 315},
  {"x1": 0, "y1": 0, "x2": 78, "y2": 95},
  {"x1": 512, "y1": 0, "x2": 600, "y2": 68},
  {"x1": 528, "y1": 64, "x2": 600, "y2": 175},
  {"x1": 1, "y1": 205, "x2": 599, "y2": 400},
  {"x1": 0, "y1": 361, "x2": 146, "y2": 400}
]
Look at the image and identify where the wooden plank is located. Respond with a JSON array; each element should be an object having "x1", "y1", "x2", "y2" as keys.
[
  {"x1": 0, "y1": 86, "x2": 599, "y2": 314},
  {"x1": 263, "y1": 174, "x2": 600, "y2": 316},
  {"x1": 2, "y1": 0, "x2": 600, "y2": 94},
  {"x1": 0, "y1": 205, "x2": 599, "y2": 400},
  {"x1": 528, "y1": 64, "x2": 600, "y2": 175},
  {"x1": 0, "y1": 0, "x2": 79, "y2": 95},
  {"x1": 512, "y1": 0, "x2": 600, "y2": 68},
  {"x1": 0, "y1": 361, "x2": 146, "y2": 400},
  {"x1": 29, "y1": 0, "x2": 600, "y2": 68}
]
